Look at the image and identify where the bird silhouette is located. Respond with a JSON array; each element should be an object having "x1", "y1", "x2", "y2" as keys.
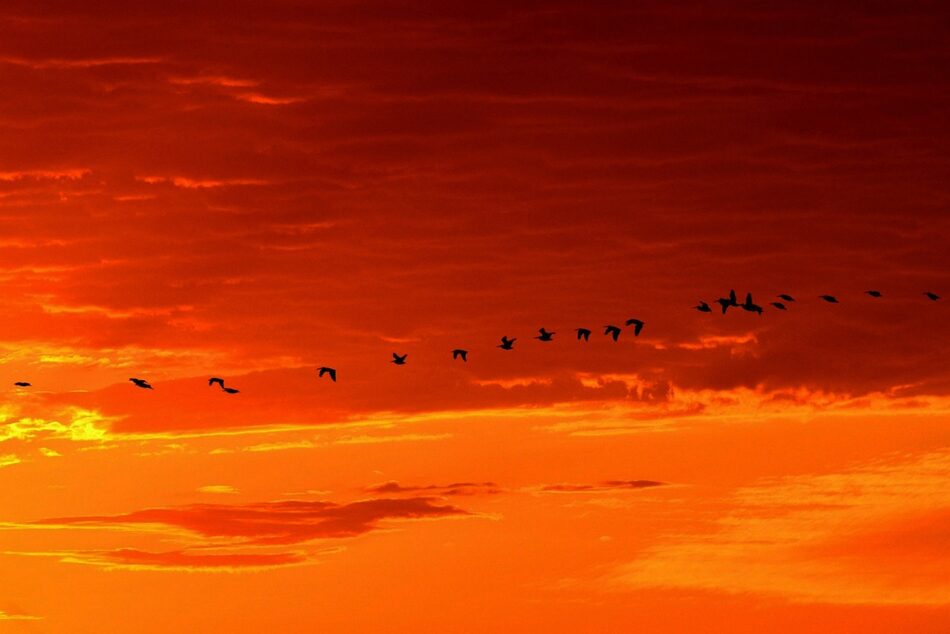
[
  {"x1": 535, "y1": 328, "x2": 555, "y2": 342},
  {"x1": 498, "y1": 336, "x2": 516, "y2": 350},
  {"x1": 13, "y1": 381, "x2": 30, "y2": 387},
  {"x1": 740, "y1": 293, "x2": 763, "y2": 315},
  {"x1": 866, "y1": 290, "x2": 883, "y2": 298},
  {"x1": 392, "y1": 353, "x2": 408, "y2": 365},
  {"x1": 625, "y1": 318, "x2": 645, "y2": 336},
  {"x1": 208, "y1": 377, "x2": 225, "y2": 389},
  {"x1": 317, "y1": 366, "x2": 337, "y2": 381},
  {"x1": 575, "y1": 328, "x2": 592, "y2": 341},
  {"x1": 222, "y1": 387, "x2": 239, "y2": 394},
  {"x1": 695, "y1": 301, "x2": 712, "y2": 313},
  {"x1": 604, "y1": 325, "x2": 622, "y2": 341},
  {"x1": 778, "y1": 294, "x2": 795, "y2": 302},
  {"x1": 925, "y1": 292, "x2": 940, "y2": 301},
  {"x1": 129, "y1": 378, "x2": 153, "y2": 390},
  {"x1": 771, "y1": 302, "x2": 787, "y2": 310},
  {"x1": 452, "y1": 349, "x2": 468, "y2": 361},
  {"x1": 716, "y1": 289, "x2": 739, "y2": 314},
  {"x1": 819, "y1": 295, "x2": 839, "y2": 303}
]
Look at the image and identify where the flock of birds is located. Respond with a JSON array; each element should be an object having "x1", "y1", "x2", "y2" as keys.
[{"x1": 9, "y1": 289, "x2": 943, "y2": 394}]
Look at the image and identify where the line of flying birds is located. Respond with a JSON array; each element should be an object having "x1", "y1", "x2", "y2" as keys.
[{"x1": 9, "y1": 289, "x2": 943, "y2": 393}]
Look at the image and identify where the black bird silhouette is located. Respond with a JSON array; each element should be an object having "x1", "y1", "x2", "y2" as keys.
[
  {"x1": 778, "y1": 294, "x2": 795, "y2": 302},
  {"x1": 604, "y1": 325, "x2": 622, "y2": 342},
  {"x1": 208, "y1": 377, "x2": 225, "y2": 389},
  {"x1": 535, "y1": 328, "x2": 555, "y2": 342},
  {"x1": 819, "y1": 295, "x2": 839, "y2": 303},
  {"x1": 625, "y1": 318, "x2": 645, "y2": 336},
  {"x1": 866, "y1": 290, "x2": 883, "y2": 298},
  {"x1": 716, "y1": 289, "x2": 739, "y2": 314},
  {"x1": 129, "y1": 378, "x2": 153, "y2": 390},
  {"x1": 498, "y1": 336, "x2": 516, "y2": 350},
  {"x1": 575, "y1": 328, "x2": 591, "y2": 341},
  {"x1": 222, "y1": 387, "x2": 239, "y2": 394},
  {"x1": 771, "y1": 302, "x2": 787, "y2": 311},
  {"x1": 925, "y1": 292, "x2": 940, "y2": 301},
  {"x1": 452, "y1": 349, "x2": 468, "y2": 362},
  {"x1": 392, "y1": 353, "x2": 408, "y2": 365},
  {"x1": 13, "y1": 381, "x2": 31, "y2": 387},
  {"x1": 740, "y1": 293, "x2": 763, "y2": 315},
  {"x1": 695, "y1": 301, "x2": 712, "y2": 313},
  {"x1": 317, "y1": 366, "x2": 337, "y2": 381}
]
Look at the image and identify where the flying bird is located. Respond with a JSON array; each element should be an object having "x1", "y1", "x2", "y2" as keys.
[
  {"x1": 925, "y1": 292, "x2": 940, "y2": 301},
  {"x1": 222, "y1": 387, "x2": 239, "y2": 394},
  {"x1": 771, "y1": 302, "x2": 787, "y2": 310},
  {"x1": 604, "y1": 325, "x2": 622, "y2": 342},
  {"x1": 575, "y1": 328, "x2": 591, "y2": 341},
  {"x1": 625, "y1": 318, "x2": 645, "y2": 336},
  {"x1": 208, "y1": 377, "x2": 225, "y2": 389},
  {"x1": 391, "y1": 353, "x2": 408, "y2": 365},
  {"x1": 498, "y1": 336, "x2": 516, "y2": 350},
  {"x1": 129, "y1": 378, "x2": 153, "y2": 390},
  {"x1": 13, "y1": 381, "x2": 30, "y2": 387},
  {"x1": 741, "y1": 292, "x2": 763, "y2": 315},
  {"x1": 452, "y1": 349, "x2": 468, "y2": 362},
  {"x1": 695, "y1": 301, "x2": 712, "y2": 313},
  {"x1": 716, "y1": 289, "x2": 739, "y2": 314},
  {"x1": 819, "y1": 295, "x2": 839, "y2": 303},
  {"x1": 778, "y1": 294, "x2": 795, "y2": 302},
  {"x1": 317, "y1": 366, "x2": 337, "y2": 381},
  {"x1": 866, "y1": 290, "x2": 882, "y2": 298},
  {"x1": 535, "y1": 328, "x2": 555, "y2": 342}
]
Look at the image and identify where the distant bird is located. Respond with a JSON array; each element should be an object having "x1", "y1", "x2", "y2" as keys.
[
  {"x1": 819, "y1": 295, "x2": 839, "y2": 303},
  {"x1": 129, "y1": 378, "x2": 153, "y2": 390},
  {"x1": 740, "y1": 292, "x2": 763, "y2": 315},
  {"x1": 625, "y1": 318, "x2": 645, "y2": 336},
  {"x1": 604, "y1": 325, "x2": 622, "y2": 342},
  {"x1": 317, "y1": 366, "x2": 337, "y2": 381},
  {"x1": 716, "y1": 289, "x2": 739, "y2": 314},
  {"x1": 13, "y1": 381, "x2": 30, "y2": 387},
  {"x1": 695, "y1": 301, "x2": 712, "y2": 313},
  {"x1": 452, "y1": 349, "x2": 468, "y2": 362},
  {"x1": 778, "y1": 294, "x2": 795, "y2": 302},
  {"x1": 771, "y1": 302, "x2": 787, "y2": 310},
  {"x1": 498, "y1": 336, "x2": 516, "y2": 350},
  {"x1": 208, "y1": 377, "x2": 225, "y2": 389},
  {"x1": 575, "y1": 328, "x2": 592, "y2": 341},
  {"x1": 222, "y1": 387, "x2": 239, "y2": 394},
  {"x1": 866, "y1": 290, "x2": 882, "y2": 298},
  {"x1": 535, "y1": 328, "x2": 555, "y2": 342},
  {"x1": 391, "y1": 353, "x2": 408, "y2": 365},
  {"x1": 925, "y1": 292, "x2": 940, "y2": 301}
]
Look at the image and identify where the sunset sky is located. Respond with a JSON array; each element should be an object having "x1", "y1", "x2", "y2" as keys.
[{"x1": 2, "y1": 1, "x2": 950, "y2": 631}]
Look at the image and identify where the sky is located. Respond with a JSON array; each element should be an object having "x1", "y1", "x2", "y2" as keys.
[{"x1": 1, "y1": 1, "x2": 950, "y2": 631}]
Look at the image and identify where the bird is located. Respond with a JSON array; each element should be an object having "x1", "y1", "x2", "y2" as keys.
[
  {"x1": 925, "y1": 292, "x2": 940, "y2": 301},
  {"x1": 819, "y1": 295, "x2": 839, "y2": 303},
  {"x1": 317, "y1": 366, "x2": 337, "y2": 381},
  {"x1": 716, "y1": 289, "x2": 739, "y2": 314},
  {"x1": 771, "y1": 302, "x2": 787, "y2": 310},
  {"x1": 575, "y1": 328, "x2": 592, "y2": 341},
  {"x1": 391, "y1": 353, "x2": 408, "y2": 365},
  {"x1": 13, "y1": 381, "x2": 30, "y2": 387},
  {"x1": 778, "y1": 294, "x2": 795, "y2": 302},
  {"x1": 129, "y1": 378, "x2": 153, "y2": 389},
  {"x1": 604, "y1": 325, "x2": 622, "y2": 342},
  {"x1": 866, "y1": 290, "x2": 882, "y2": 298},
  {"x1": 625, "y1": 318, "x2": 645, "y2": 336},
  {"x1": 535, "y1": 328, "x2": 555, "y2": 342},
  {"x1": 222, "y1": 387, "x2": 239, "y2": 394},
  {"x1": 452, "y1": 349, "x2": 468, "y2": 362},
  {"x1": 208, "y1": 377, "x2": 225, "y2": 389},
  {"x1": 498, "y1": 336, "x2": 516, "y2": 350},
  {"x1": 740, "y1": 292, "x2": 763, "y2": 315},
  {"x1": 695, "y1": 301, "x2": 712, "y2": 313}
]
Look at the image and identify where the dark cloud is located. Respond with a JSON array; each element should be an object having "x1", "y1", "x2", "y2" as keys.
[{"x1": 540, "y1": 480, "x2": 666, "y2": 492}]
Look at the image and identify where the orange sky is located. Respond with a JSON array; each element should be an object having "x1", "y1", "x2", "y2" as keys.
[{"x1": 2, "y1": 2, "x2": 950, "y2": 631}]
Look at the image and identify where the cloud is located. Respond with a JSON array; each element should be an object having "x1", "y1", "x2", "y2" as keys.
[
  {"x1": 0, "y1": 609, "x2": 42, "y2": 621},
  {"x1": 539, "y1": 480, "x2": 666, "y2": 492},
  {"x1": 366, "y1": 481, "x2": 501, "y2": 496}
]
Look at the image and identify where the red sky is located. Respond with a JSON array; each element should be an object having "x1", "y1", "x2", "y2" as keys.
[{"x1": 1, "y1": 2, "x2": 950, "y2": 631}]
